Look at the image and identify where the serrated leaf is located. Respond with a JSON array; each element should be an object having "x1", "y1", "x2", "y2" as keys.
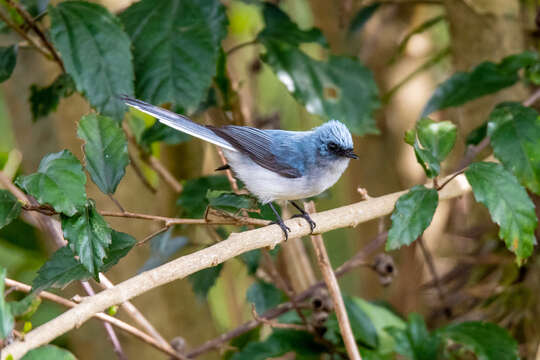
[
  {"x1": 487, "y1": 102, "x2": 540, "y2": 195},
  {"x1": 29, "y1": 73, "x2": 75, "y2": 122},
  {"x1": 263, "y1": 42, "x2": 379, "y2": 135},
  {"x1": 465, "y1": 162, "x2": 537, "y2": 261},
  {"x1": 120, "y1": 0, "x2": 227, "y2": 112},
  {"x1": 206, "y1": 190, "x2": 257, "y2": 212},
  {"x1": 21, "y1": 345, "x2": 77, "y2": 360},
  {"x1": 16, "y1": 150, "x2": 87, "y2": 216},
  {"x1": 33, "y1": 230, "x2": 134, "y2": 291},
  {"x1": 0, "y1": 45, "x2": 17, "y2": 83},
  {"x1": 416, "y1": 118, "x2": 456, "y2": 162},
  {"x1": 387, "y1": 185, "x2": 438, "y2": 251},
  {"x1": 0, "y1": 267, "x2": 13, "y2": 339},
  {"x1": 177, "y1": 175, "x2": 230, "y2": 218},
  {"x1": 62, "y1": 200, "x2": 112, "y2": 277},
  {"x1": 77, "y1": 114, "x2": 129, "y2": 194},
  {"x1": 0, "y1": 190, "x2": 21, "y2": 230},
  {"x1": 257, "y1": 2, "x2": 327, "y2": 47},
  {"x1": 325, "y1": 296, "x2": 378, "y2": 348},
  {"x1": 231, "y1": 329, "x2": 326, "y2": 360},
  {"x1": 422, "y1": 51, "x2": 539, "y2": 116},
  {"x1": 246, "y1": 281, "x2": 283, "y2": 314},
  {"x1": 188, "y1": 263, "x2": 223, "y2": 300},
  {"x1": 438, "y1": 321, "x2": 519, "y2": 360},
  {"x1": 138, "y1": 228, "x2": 187, "y2": 273},
  {"x1": 140, "y1": 120, "x2": 191, "y2": 151},
  {"x1": 386, "y1": 314, "x2": 440, "y2": 360},
  {"x1": 348, "y1": 3, "x2": 381, "y2": 35},
  {"x1": 49, "y1": 1, "x2": 134, "y2": 121}
]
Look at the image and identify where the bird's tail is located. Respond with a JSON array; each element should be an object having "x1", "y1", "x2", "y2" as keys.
[{"x1": 119, "y1": 96, "x2": 237, "y2": 152}]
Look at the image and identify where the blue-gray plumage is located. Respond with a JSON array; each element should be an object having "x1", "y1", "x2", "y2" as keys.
[{"x1": 120, "y1": 96, "x2": 358, "y2": 239}]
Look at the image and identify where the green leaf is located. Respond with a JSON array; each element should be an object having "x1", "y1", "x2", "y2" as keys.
[
  {"x1": 61, "y1": 200, "x2": 112, "y2": 277},
  {"x1": 386, "y1": 314, "x2": 440, "y2": 360},
  {"x1": 488, "y1": 102, "x2": 540, "y2": 195},
  {"x1": 29, "y1": 73, "x2": 75, "y2": 122},
  {"x1": 240, "y1": 249, "x2": 261, "y2": 275},
  {"x1": 188, "y1": 263, "x2": 223, "y2": 300},
  {"x1": 139, "y1": 228, "x2": 187, "y2": 273},
  {"x1": 140, "y1": 120, "x2": 191, "y2": 151},
  {"x1": 0, "y1": 267, "x2": 13, "y2": 339},
  {"x1": 422, "y1": 51, "x2": 539, "y2": 116},
  {"x1": 10, "y1": 296, "x2": 41, "y2": 321},
  {"x1": 438, "y1": 321, "x2": 519, "y2": 360},
  {"x1": 465, "y1": 162, "x2": 537, "y2": 261},
  {"x1": 49, "y1": 1, "x2": 134, "y2": 120},
  {"x1": 21, "y1": 345, "x2": 76, "y2": 360},
  {"x1": 231, "y1": 329, "x2": 326, "y2": 360},
  {"x1": 206, "y1": 190, "x2": 257, "y2": 212},
  {"x1": 416, "y1": 118, "x2": 457, "y2": 162},
  {"x1": 177, "y1": 175, "x2": 230, "y2": 218},
  {"x1": 120, "y1": 0, "x2": 227, "y2": 112},
  {"x1": 466, "y1": 123, "x2": 487, "y2": 146},
  {"x1": 77, "y1": 114, "x2": 129, "y2": 194},
  {"x1": 0, "y1": 45, "x2": 17, "y2": 83},
  {"x1": 20, "y1": 0, "x2": 49, "y2": 17},
  {"x1": 16, "y1": 150, "x2": 87, "y2": 216},
  {"x1": 0, "y1": 189, "x2": 21, "y2": 230},
  {"x1": 386, "y1": 185, "x2": 438, "y2": 251},
  {"x1": 33, "y1": 230, "x2": 134, "y2": 291},
  {"x1": 257, "y1": 3, "x2": 327, "y2": 47},
  {"x1": 263, "y1": 42, "x2": 379, "y2": 135},
  {"x1": 348, "y1": 3, "x2": 381, "y2": 35},
  {"x1": 246, "y1": 281, "x2": 283, "y2": 314}
]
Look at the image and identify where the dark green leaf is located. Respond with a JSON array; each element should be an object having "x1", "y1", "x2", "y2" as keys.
[
  {"x1": 29, "y1": 73, "x2": 75, "y2": 122},
  {"x1": 206, "y1": 190, "x2": 257, "y2": 212},
  {"x1": 21, "y1": 345, "x2": 76, "y2": 360},
  {"x1": 189, "y1": 263, "x2": 223, "y2": 300},
  {"x1": 466, "y1": 123, "x2": 487, "y2": 146},
  {"x1": 416, "y1": 118, "x2": 456, "y2": 162},
  {"x1": 223, "y1": 328, "x2": 261, "y2": 360},
  {"x1": 465, "y1": 162, "x2": 537, "y2": 261},
  {"x1": 0, "y1": 189, "x2": 21, "y2": 230},
  {"x1": 177, "y1": 175, "x2": 230, "y2": 218},
  {"x1": 348, "y1": 3, "x2": 381, "y2": 35},
  {"x1": 386, "y1": 185, "x2": 438, "y2": 251},
  {"x1": 20, "y1": 0, "x2": 49, "y2": 17},
  {"x1": 138, "y1": 228, "x2": 187, "y2": 273},
  {"x1": 438, "y1": 321, "x2": 519, "y2": 360},
  {"x1": 488, "y1": 102, "x2": 540, "y2": 195},
  {"x1": 77, "y1": 114, "x2": 129, "y2": 194},
  {"x1": 386, "y1": 314, "x2": 440, "y2": 360},
  {"x1": 246, "y1": 281, "x2": 283, "y2": 314},
  {"x1": 10, "y1": 295, "x2": 41, "y2": 320},
  {"x1": 0, "y1": 267, "x2": 13, "y2": 339},
  {"x1": 240, "y1": 249, "x2": 261, "y2": 275},
  {"x1": 215, "y1": 48, "x2": 232, "y2": 109},
  {"x1": 49, "y1": 1, "x2": 134, "y2": 120},
  {"x1": 263, "y1": 42, "x2": 379, "y2": 135},
  {"x1": 231, "y1": 329, "x2": 326, "y2": 360},
  {"x1": 422, "y1": 51, "x2": 539, "y2": 116},
  {"x1": 257, "y1": 3, "x2": 327, "y2": 47},
  {"x1": 326, "y1": 296, "x2": 378, "y2": 348},
  {"x1": 0, "y1": 45, "x2": 17, "y2": 83},
  {"x1": 61, "y1": 200, "x2": 112, "y2": 277},
  {"x1": 16, "y1": 150, "x2": 87, "y2": 216},
  {"x1": 33, "y1": 230, "x2": 134, "y2": 291},
  {"x1": 390, "y1": 15, "x2": 445, "y2": 63},
  {"x1": 120, "y1": 0, "x2": 227, "y2": 112},
  {"x1": 140, "y1": 120, "x2": 191, "y2": 151}
]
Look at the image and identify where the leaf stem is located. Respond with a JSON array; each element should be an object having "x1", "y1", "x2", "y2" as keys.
[{"x1": 226, "y1": 40, "x2": 259, "y2": 56}]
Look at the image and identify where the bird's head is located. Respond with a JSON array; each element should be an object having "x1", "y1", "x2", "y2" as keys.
[{"x1": 314, "y1": 120, "x2": 358, "y2": 160}]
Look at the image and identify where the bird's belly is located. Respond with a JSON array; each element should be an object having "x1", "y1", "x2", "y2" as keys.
[{"x1": 223, "y1": 150, "x2": 349, "y2": 203}]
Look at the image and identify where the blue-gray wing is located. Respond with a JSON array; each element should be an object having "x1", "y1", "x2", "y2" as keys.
[{"x1": 208, "y1": 126, "x2": 302, "y2": 178}]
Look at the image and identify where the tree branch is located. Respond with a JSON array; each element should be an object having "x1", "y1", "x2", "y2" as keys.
[{"x1": 1, "y1": 173, "x2": 471, "y2": 360}]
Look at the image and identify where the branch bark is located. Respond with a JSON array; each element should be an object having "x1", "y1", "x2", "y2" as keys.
[{"x1": 1, "y1": 173, "x2": 471, "y2": 360}]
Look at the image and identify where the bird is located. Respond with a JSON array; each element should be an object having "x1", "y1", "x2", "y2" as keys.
[{"x1": 120, "y1": 96, "x2": 358, "y2": 240}]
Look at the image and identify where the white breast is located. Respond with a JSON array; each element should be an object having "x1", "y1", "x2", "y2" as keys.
[{"x1": 223, "y1": 150, "x2": 350, "y2": 204}]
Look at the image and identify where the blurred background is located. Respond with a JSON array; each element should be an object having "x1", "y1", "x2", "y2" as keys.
[{"x1": 1, "y1": 0, "x2": 539, "y2": 359}]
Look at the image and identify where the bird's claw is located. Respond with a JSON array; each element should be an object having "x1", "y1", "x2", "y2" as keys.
[
  {"x1": 291, "y1": 213, "x2": 316, "y2": 233},
  {"x1": 270, "y1": 220, "x2": 291, "y2": 241}
]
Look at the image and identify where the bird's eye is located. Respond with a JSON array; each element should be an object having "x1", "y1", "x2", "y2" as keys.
[{"x1": 328, "y1": 142, "x2": 338, "y2": 151}]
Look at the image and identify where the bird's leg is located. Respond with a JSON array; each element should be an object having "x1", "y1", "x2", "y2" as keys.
[
  {"x1": 290, "y1": 201, "x2": 316, "y2": 233},
  {"x1": 268, "y1": 203, "x2": 291, "y2": 241}
]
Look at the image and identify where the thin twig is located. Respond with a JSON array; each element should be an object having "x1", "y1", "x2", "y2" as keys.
[
  {"x1": 226, "y1": 40, "x2": 258, "y2": 56},
  {"x1": 250, "y1": 304, "x2": 308, "y2": 331},
  {"x1": 304, "y1": 201, "x2": 361, "y2": 360},
  {"x1": 137, "y1": 226, "x2": 169, "y2": 246},
  {"x1": 108, "y1": 194, "x2": 126, "y2": 213},
  {"x1": 523, "y1": 87, "x2": 540, "y2": 107},
  {"x1": 4, "y1": 278, "x2": 187, "y2": 360},
  {"x1": 217, "y1": 149, "x2": 239, "y2": 193},
  {"x1": 81, "y1": 281, "x2": 128, "y2": 360},
  {"x1": 456, "y1": 137, "x2": 491, "y2": 172},
  {"x1": 0, "y1": 10, "x2": 51, "y2": 59},
  {"x1": 436, "y1": 169, "x2": 465, "y2": 191},
  {"x1": 417, "y1": 237, "x2": 450, "y2": 318}
]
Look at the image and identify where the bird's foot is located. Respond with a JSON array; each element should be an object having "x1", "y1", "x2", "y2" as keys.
[
  {"x1": 270, "y1": 219, "x2": 291, "y2": 241},
  {"x1": 291, "y1": 213, "x2": 316, "y2": 233}
]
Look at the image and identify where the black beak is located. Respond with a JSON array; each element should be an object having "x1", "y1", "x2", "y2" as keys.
[{"x1": 345, "y1": 150, "x2": 358, "y2": 159}]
